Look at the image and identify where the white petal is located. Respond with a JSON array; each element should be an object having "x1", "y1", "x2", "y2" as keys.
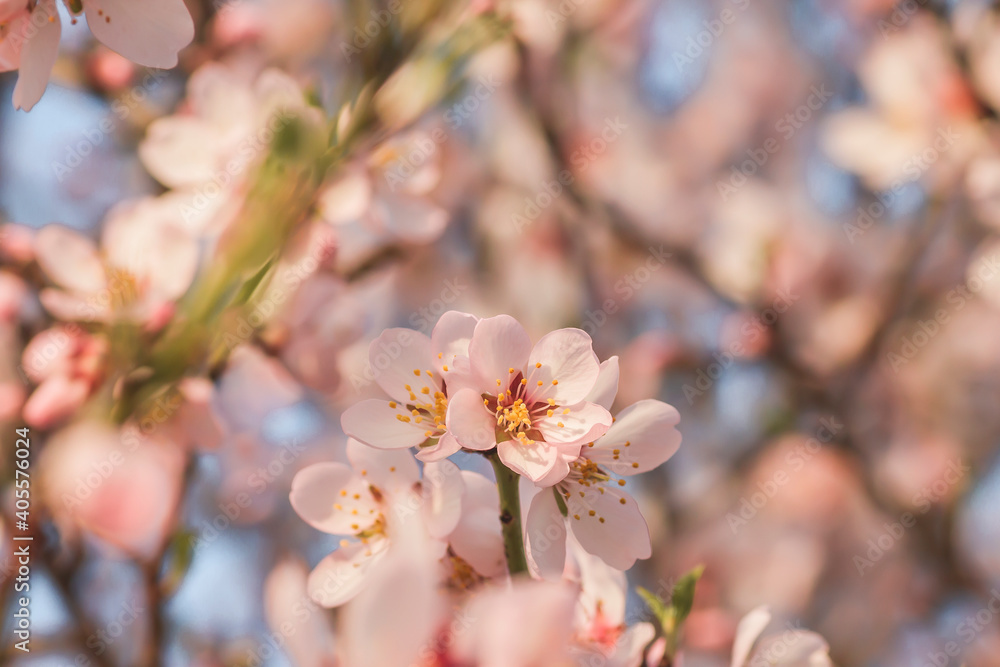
[
  {"x1": 12, "y1": 1, "x2": 60, "y2": 111},
  {"x1": 430, "y1": 310, "x2": 479, "y2": 390},
  {"x1": 35, "y1": 224, "x2": 105, "y2": 293},
  {"x1": 525, "y1": 328, "x2": 601, "y2": 406},
  {"x1": 585, "y1": 356, "x2": 620, "y2": 410},
  {"x1": 470, "y1": 314, "x2": 532, "y2": 392},
  {"x1": 84, "y1": 0, "x2": 194, "y2": 69},
  {"x1": 415, "y1": 432, "x2": 462, "y2": 462},
  {"x1": 289, "y1": 463, "x2": 379, "y2": 535},
  {"x1": 449, "y1": 471, "x2": 506, "y2": 577},
  {"x1": 307, "y1": 539, "x2": 387, "y2": 608},
  {"x1": 731, "y1": 605, "x2": 772, "y2": 667},
  {"x1": 524, "y1": 488, "x2": 567, "y2": 580},
  {"x1": 445, "y1": 388, "x2": 498, "y2": 451},
  {"x1": 420, "y1": 459, "x2": 464, "y2": 539},
  {"x1": 588, "y1": 399, "x2": 681, "y2": 476},
  {"x1": 566, "y1": 485, "x2": 650, "y2": 571},
  {"x1": 535, "y1": 401, "x2": 612, "y2": 447},
  {"x1": 341, "y1": 399, "x2": 429, "y2": 450},
  {"x1": 752, "y1": 630, "x2": 832, "y2": 667},
  {"x1": 497, "y1": 439, "x2": 558, "y2": 482},
  {"x1": 345, "y1": 437, "x2": 419, "y2": 495},
  {"x1": 367, "y1": 328, "x2": 440, "y2": 404}
]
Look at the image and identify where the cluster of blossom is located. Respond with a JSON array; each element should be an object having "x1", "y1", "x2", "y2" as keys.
[{"x1": 289, "y1": 312, "x2": 835, "y2": 666}]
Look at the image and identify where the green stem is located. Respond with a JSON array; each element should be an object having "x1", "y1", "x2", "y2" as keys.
[{"x1": 486, "y1": 449, "x2": 529, "y2": 576}]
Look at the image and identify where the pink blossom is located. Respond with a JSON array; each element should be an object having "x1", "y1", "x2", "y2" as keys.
[
  {"x1": 40, "y1": 420, "x2": 185, "y2": 560},
  {"x1": 341, "y1": 310, "x2": 479, "y2": 462},
  {"x1": 525, "y1": 388, "x2": 681, "y2": 572},
  {"x1": 33, "y1": 199, "x2": 200, "y2": 326},
  {"x1": 730, "y1": 606, "x2": 833, "y2": 667},
  {"x1": 446, "y1": 314, "x2": 613, "y2": 483}
]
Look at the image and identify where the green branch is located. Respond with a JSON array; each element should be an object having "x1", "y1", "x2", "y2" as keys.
[{"x1": 487, "y1": 449, "x2": 529, "y2": 576}]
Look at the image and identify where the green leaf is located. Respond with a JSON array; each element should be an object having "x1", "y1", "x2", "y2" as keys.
[
  {"x1": 669, "y1": 564, "x2": 704, "y2": 626},
  {"x1": 637, "y1": 586, "x2": 669, "y2": 623}
]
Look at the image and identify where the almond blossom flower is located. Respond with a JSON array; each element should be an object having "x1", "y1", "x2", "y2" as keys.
[
  {"x1": 569, "y1": 538, "x2": 656, "y2": 667},
  {"x1": 33, "y1": 198, "x2": 200, "y2": 327},
  {"x1": 290, "y1": 438, "x2": 425, "y2": 607},
  {"x1": 341, "y1": 310, "x2": 480, "y2": 462},
  {"x1": 21, "y1": 325, "x2": 106, "y2": 429},
  {"x1": 446, "y1": 314, "x2": 613, "y2": 483},
  {"x1": 525, "y1": 358, "x2": 681, "y2": 572},
  {"x1": 40, "y1": 419, "x2": 186, "y2": 560},
  {"x1": 730, "y1": 606, "x2": 833, "y2": 667},
  {"x1": 1, "y1": 0, "x2": 194, "y2": 111},
  {"x1": 317, "y1": 130, "x2": 450, "y2": 273}
]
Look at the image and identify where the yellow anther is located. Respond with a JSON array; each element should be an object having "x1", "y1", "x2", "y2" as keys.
[{"x1": 413, "y1": 369, "x2": 421, "y2": 376}]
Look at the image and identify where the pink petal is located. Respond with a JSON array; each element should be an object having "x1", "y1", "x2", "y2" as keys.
[
  {"x1": 470, "y1": 314, "x2": 532, "y2": 392},
  {"x1": 307, "y1": 539, "x2": 387, "y2": 608},
  {"x1": 731, "y1": 606, "x2": 771, "y2": 667},
  {"x1": 289, "y1": 463, "x2": 379, "y2": 535},
  {"x1": 497, "y1": 439, "x2": 558, "y2": 482},
  {"x1": 585, "y1": 356, "x2": 620, "y2": 410},
  {"x1": 415, "y1": 431, "x2": 462, "y2": 462},
  {"x1": 449, "y1": 472, "x2": 506, "y2": 577},
  {"x1": 377, "y1": 191, "x2": 449, "y2": 243},
  {"x1": 345, "y1": 437, "x2": 419, "y2": 495},
  {"x1": 588, "y1": 399, "x2": 681, "y2": 476},
  {"x1": 445, "y1": 388, "x2": 498, "y2": 451},
  {"x1": 567, "y1": 486, "x2": 650, "y2": 571},
  {"x1": 84, "y1": 0, "x2": 194, "y2": 69},
  {"x1": 753, "y1": 630, "x2": 832, "y2": 666},
  {"x1": 525, "y1": 328, "x2": 601, "y2": 406},
  {"x1": 23, "y1": 376, "x2": 90, "y2": 429},
  {"x1": 368, "y1": 327, "x2": 440, "y2": 404},
  {"x1": 535, "y1": 400, "x2": 612, "y2": 446},
  {"x1": 34, "y1": 224, "x2": 106, "y2": 293},
  {"x1": 341, "y1": 399, "x2": 429, "y2": 450},
  {"x1": 524, "y1": 489, "x2": 567, "y2": 580},
  {"x1": 11, "y1": 1, "x2": 60, "y2": 111},
  {"x1": 430, "y1": 310, "x2": 479, "y2": 390},
  {"x1": 420, "y1": 459, "x2": 464, "y2": 539}
]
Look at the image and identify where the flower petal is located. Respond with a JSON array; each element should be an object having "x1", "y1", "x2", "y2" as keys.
[
  {"x1": 420, "y1": 459, "x2": 464, "y2": 539},
  {"x1": 525, "y1": 328, "x2": 601, "y2": 405},
  {"x1": 431, "y1": 310, "x2": 478, "y2": 391},
  {"x1": 289, "y1": 463, "x2": 379, "y2": 535},
  {"x1": 566, "y1": 485, "x2": 650, "y2": 571},
  {"x1": 497, "y1": 439, "x2": 558, "y2": 482},
  {"x1": 524, "y1": 488, "x2": 567, "y2": 580},
  {"x1": 470, "y1": 314, "x2": 532, "y2": 392},
  {"x1": 585, "y1": 356, "x2": 620, "y2": 410},
  {"x1": 445, "y1": 388, "x2": 498, "y2": 451},
  {"x1": 449, "y1": 471, "x2": 506, "y2": 577},
  {"x1": 84, "y1": 0, "x2": 194, "y2": 69},
  {"x1": 11, "y1": 1, "x2": 60, "y2": 112},
  {"x1": 587, "y1": 399, "x2": 681, "y2": 476},
  {"x1": 731, "y1": 605, "x2": 771, "y2": 667},
  {"x1": 341, "y1": 399, "x2": 429, "y2": 450},
  {"x1": 368, "y1": 328, "x2": 439, "y2": 404},
  {"x1": 535, "y1": 401, "x2": 612, "y2": 446},
  {"x1": 35, "y1": 224, "x2": 106, "y2": 293},
  {"x1": 345, "y1": 437, "x2": 419, "y2": 495},
  {"x1": 415, "y1": 431, "x2": 462, "y2": 462},
  {"x1": 752, "y1": 630, "x2": 832, "y2": 667},
  {"x1": 307, "y1": 538, "x2": 387, "y2": 608}
]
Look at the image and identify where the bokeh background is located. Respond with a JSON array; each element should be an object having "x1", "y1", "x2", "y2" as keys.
[{"x1": 2, "y1": 0, "x2": 1000, "y2": 665}]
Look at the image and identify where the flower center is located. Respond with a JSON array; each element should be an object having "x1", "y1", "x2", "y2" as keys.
[
  {"x1": 497, "y1": 398, "x2": 532, "y2": 436},
  {"x1": 392, "y1": 369, "x2": 448, "y2": 439}
]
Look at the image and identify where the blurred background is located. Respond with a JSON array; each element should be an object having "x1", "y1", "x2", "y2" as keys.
[{"x1": 2, "y1": 0, "x2": 1000, "y2": 665}]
